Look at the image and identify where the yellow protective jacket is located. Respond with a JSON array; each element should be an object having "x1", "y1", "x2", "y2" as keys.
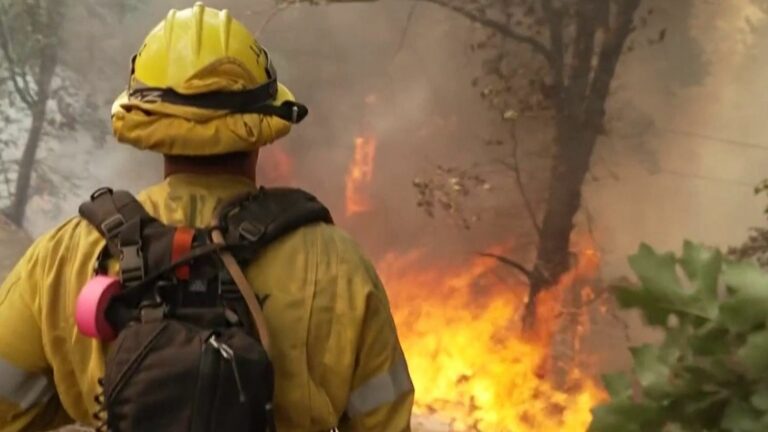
[{"x1": 0, "y1": 174, "x2": 413, "y2": 431}]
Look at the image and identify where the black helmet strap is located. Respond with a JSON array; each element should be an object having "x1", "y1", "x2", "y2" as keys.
[{"x1": 125, "y1": 47, "x2": 308, "y2": 124}]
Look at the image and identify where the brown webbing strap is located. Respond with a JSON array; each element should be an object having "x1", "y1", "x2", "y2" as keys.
[{"x1": 210, "y1": 228, "x2": 272, "y2": 358}]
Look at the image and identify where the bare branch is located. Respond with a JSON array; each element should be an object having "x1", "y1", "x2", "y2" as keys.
[
  {"x1": 419, "y1": 0, "x2": 554, "y2": 66},
  {"x1": 499, "y1": 124, "x2": 542, "y2": 237},
  {"x1": 256, "y1": 5, "x2": 288, "y2": 36},
  {"x1": 477, "y1": 252, "x2": 533, "y2": 280},
  {"x1": 394, "y1": 2, "x2": 419, "y2": 60}
]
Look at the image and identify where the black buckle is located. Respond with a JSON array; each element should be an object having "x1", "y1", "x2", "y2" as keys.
[
  {"x1": 218, "y1": 269, "x2": 240, "y2": 300},
  {"x1": 239, "y1": 221, "x2": 265, "y2": 242},
  {"x1": 100, "y1": 214, "x2": 126, "y2": 239},
  {"x1": 120, "y1": 244, "x2": 145, "y2": 284}
]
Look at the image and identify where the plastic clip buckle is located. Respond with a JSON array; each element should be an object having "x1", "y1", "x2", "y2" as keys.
[
  {"x1": 239, "y1": 221, "x2": 265, "y2": 242},
  {"x1": 100, "y1": 214, "x2": 125, "y2": 239},
  {"x1": 218, "y1": 269, "x2": 241, "y2": 300},
  {"x1": 120, "y1": 244, "x2": 144, "y2": 284}
]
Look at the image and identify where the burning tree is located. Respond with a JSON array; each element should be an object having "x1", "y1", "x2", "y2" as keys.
[
  {"x1": 279, "y1": 0, "x2": 658, "y2": 330},
  {"x1": 420, "y1": 0, "x2": 653, "y2": 331}
]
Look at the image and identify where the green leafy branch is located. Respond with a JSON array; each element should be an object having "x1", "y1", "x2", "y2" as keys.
[{"x1": 590, "y1": 241, "x2": 768, "y2": 432}]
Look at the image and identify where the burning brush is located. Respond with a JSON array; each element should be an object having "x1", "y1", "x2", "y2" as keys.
[{"x1": 380, "y1": 247, "x2": 607, "y2": 431}]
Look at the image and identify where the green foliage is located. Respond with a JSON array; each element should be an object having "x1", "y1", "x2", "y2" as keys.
[{"x1": 589, "y1": 241, "x2": 768, "y2": 432}]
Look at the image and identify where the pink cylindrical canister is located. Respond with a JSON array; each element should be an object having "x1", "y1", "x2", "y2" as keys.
[{"x1": 75, "y1": 275, "x2": 122, "y2": 341}]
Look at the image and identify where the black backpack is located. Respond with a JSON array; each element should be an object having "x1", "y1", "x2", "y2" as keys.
[{"x1": 78, "y1": 186, "x2": 333, "y2": 432}]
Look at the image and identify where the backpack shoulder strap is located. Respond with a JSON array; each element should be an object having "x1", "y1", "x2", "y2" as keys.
[
  {"x1": 79, "y1": 187, "x2": 153, "y2": 243},
  {"x1": 78, "y1": 187, "x2": 168, "y2": 285},
  {"x1": 211, "y1": 187, "x2": 333, "y2": 353},
  {"x1": 215, "y1": 187, "x2": 333, "y2": 259}
]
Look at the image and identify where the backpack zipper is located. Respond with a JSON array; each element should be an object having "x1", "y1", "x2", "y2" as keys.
[
  {"x1": 208, "y1": 335, "x2": 246, "y2": 403},
  {"x1": 191, "y1": 337, "x2": 220, "y2": 432}
]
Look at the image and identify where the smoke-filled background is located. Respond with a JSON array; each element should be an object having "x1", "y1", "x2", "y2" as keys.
[
  {"x1": 3, "y1": 0, "x2": 768, "y2": 429},
  {"x1": 15, "y1": 0, "x2": 768, "y2": 263}
]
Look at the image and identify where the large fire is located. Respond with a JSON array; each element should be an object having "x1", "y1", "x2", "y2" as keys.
[
  {"x1": 268, "y1": 127, "x2": 607, "y2": 430},
  {"x1": 379, "y1": 247, "x2": 606, "y2": 431},
  {"x1": 345, "y1": 135, "x2": 377, "y2": 216}
]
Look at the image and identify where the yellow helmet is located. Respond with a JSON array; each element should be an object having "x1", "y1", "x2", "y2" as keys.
[{"x1": 126, "y1": 1, "x2": 306, "y2": 124}]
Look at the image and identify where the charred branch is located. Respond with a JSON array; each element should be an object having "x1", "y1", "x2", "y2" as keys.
[
  {"x1": 498, "y1": 125, "x2": 542, "y2": 237},
  {"x1": 420, "y1": 0, "x2": 555, "y2": 67},
  {"x1": 256, "y1": 5, "x2": 288, "y2": 36},
  {"x1": 477, "y1": 252, "x2": 533, "y2": 280},
  {"x1": 280, "y1": 0, "x2": 557, "y2": 67},
  {"x1": 395, "y1": 2, "x2": 419, "y2": 59}
]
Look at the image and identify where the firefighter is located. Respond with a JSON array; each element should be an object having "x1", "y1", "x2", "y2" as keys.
[{"x1": 0, "y1": 3, "x2": 413, "y2": 431}]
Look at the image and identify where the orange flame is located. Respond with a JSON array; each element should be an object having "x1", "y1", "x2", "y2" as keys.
[
  {"x1": 379, "y1": 248, "x2": 606, "y2": 431},
  {"x1": 345, "y1": 136, "x2": 377, "y2": 216}
]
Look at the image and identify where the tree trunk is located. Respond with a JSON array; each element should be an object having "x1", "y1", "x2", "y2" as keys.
[
  {"x1": 8, "y1": 100, "x2": 47, "y2": 225},
  {"x1": 522, "y1": 0, "x2": 642, "y2": 331},
  {"x1": 549, "y1": 249, "x2": 593, "y2": 387},
  {"x1": 7, "y1": 41, "x2": 57, "y2": 226},
  {"x1": 523, "y1": 115, "x2": 597, "y2": 331}
]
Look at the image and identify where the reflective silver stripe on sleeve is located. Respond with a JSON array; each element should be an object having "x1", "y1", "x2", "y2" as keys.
[
  {"x1": 346, "y1": 352, "x2": 413, "y2": 418},
  {"x1": 0, "y1": 357, "x2": 54, "y2": 409}
]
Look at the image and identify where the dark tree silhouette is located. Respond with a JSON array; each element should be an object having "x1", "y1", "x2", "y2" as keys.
[{"x1": 0, "y1": 0, "x2": 63, "y2": 225}]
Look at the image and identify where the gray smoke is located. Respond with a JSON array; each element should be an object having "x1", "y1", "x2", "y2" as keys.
[{"x1": 22, "y1": 0, "x2": 768, "y2": 373}]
